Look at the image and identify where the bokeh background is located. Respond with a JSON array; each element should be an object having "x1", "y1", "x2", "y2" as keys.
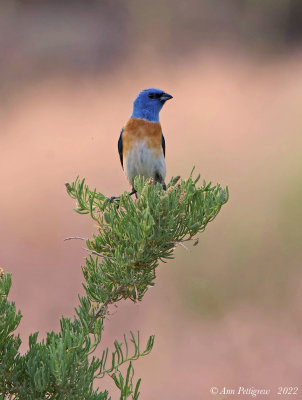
[{"x1": 1, "y1": 1, "x2": 302, "y2": 398}]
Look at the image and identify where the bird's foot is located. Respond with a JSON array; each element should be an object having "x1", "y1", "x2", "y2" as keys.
[
  {"x1": 129, "y1": 188, "x2": 138, "y2": 199},
  {"x1": 110, "y1": 189, "x2": 137, "y2": 202},
  {"x1": 110, "y1": 196, "x2": 120, "y2": 202}
]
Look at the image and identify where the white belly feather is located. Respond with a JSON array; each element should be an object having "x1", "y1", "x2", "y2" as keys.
[{"x1": 125, "y1": 141, "x2": 166, "y2": 186}]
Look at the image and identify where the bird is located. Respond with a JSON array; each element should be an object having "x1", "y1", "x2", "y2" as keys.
[{"x1": 117, "y1": 88, "x2": 173, "y2": 197}]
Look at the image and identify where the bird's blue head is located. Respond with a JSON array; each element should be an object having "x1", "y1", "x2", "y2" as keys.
[{"x1": 131, "y1": 88, "x2": 173, "y2": 123}]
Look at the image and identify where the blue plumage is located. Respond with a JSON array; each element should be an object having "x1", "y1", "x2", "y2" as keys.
[{"x1": 131, "y1": 88, "x2": 172, "y2": 122}]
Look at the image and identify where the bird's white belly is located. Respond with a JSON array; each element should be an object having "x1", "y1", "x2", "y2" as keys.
[{"x1": 125, "y1": 141, "x2": 166, "y2": 185}]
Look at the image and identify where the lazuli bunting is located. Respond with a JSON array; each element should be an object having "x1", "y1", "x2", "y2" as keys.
[{"x1": 118, "y1": 88, "x2": 173, "y2": 196}]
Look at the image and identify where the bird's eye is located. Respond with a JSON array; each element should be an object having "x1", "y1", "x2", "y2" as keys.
[{"x1": 148, "y1": 92, "x2": 162, "y2": 99}]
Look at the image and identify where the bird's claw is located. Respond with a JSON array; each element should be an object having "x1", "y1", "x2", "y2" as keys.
[{"x1": 110, "y1": 196, "x2": 120, "y2": 203}]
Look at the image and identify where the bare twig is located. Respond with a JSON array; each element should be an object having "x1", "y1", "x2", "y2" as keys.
[
  {"x1": 64, "y1": 236, "x2": 88, "y2": 241},
  {"x1": 133, "y1": 284, "x2": 138, "y2": 302},
  {"x1": 173, "y1": 242, "x2": 190, "y2": 251},
  {"x1": 168, "y1": 236, "x2": 199, "y2": 251},
  {"x1": 82, "y1": 247, "x2": 113, "y2": 260},
  {"x1": 94, "y1": 285, "x2": 124, "y2": 319}
]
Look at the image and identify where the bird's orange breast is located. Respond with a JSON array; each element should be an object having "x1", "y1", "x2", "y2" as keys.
[{"x1": 122, "y1": 118, "x2": 162, "y2": 158}]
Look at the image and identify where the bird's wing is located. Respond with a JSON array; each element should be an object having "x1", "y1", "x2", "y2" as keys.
[
  {"x1": 118, "y1": 128, "x2": 124, "y2": 169},
  {"x1": 161, "y1": 133, "x2": 166, "y2": 157}
]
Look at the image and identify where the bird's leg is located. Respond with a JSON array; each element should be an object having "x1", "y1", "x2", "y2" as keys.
[
  {"x1": 154, "y1": 171, "x2": 166, "y2": 191},
  {"x1": 110, "y1": 195, "x2": 120, "y2": 202},
  {"x1": 112, "y1": 181, "x2": 165, "y2": 202},
  {"x1": 129, "y1": 187, "x2": 138, "y2": 199},
  {"x1": 110, "y1": 187, "x2": 137, "y2": 202}
]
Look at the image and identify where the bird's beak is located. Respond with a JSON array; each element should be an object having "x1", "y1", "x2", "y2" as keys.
[{"x1": 160, "y1": 92, "x2": 173, "y2": 103}]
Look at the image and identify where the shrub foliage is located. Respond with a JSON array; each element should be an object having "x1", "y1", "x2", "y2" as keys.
[{"x1": 0, "y1": 171, "x2": 228, "y2": 399}]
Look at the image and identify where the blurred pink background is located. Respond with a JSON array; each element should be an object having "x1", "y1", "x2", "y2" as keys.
[{"x1": 1, "y1": 2, "x2": 302, "y2": 399}]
